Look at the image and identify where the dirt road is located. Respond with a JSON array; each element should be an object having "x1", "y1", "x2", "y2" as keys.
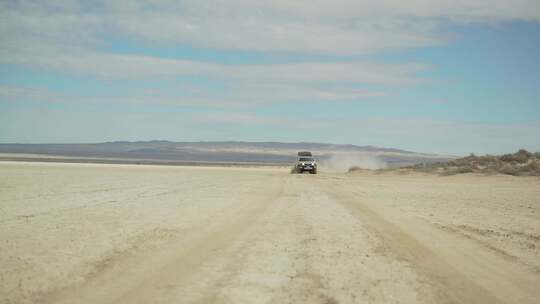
[{"x1": 1, "y1": 162, "x2": 539, "y2": 303}]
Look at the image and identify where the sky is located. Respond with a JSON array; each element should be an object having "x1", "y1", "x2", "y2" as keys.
[{"x1": 0, "y1": 1, "x2": 539, "y2": 155}]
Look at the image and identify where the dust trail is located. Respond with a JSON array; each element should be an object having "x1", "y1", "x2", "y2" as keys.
[{"x1": 320, "y1": 153, "x2": 387, "y2": 172}]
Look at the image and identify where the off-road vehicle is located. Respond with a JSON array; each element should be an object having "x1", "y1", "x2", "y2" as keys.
[{"x1": 293, "y1": 151, "x2": 317, "y2": 174}]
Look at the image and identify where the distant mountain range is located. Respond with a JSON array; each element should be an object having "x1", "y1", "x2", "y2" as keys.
[{"x1": 0, "y1": 141, "x2": 451, "y2": 168}]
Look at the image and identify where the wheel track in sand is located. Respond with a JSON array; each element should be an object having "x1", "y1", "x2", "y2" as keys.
[
  {"x1": 320, "y1": 178, "x2": 539, "y2": 304},
  {"x1": 42, "y1": 176, "x2": 285, "y2": 304},
  {"x1": 23, "y1": 171, "x2": 540, "y2": 304}
]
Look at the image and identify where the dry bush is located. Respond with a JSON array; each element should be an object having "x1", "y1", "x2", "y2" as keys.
[
  {"x1": 439, "y1": 166, "x2": 474, "y2": 176},
  {"x1": 520, "y1": 161, "x2": 540, "y2": 176},
  {"x1": 500, "y1": 164, "x2": 519, "y2": 176},
  {"x1": 500, "y1": 149, "x2": 532, "y2": 164},
  {"x1": 457, "y1": 166, "x2": 474, "y2": 173},
  {"x1": 402, "y1": 150, "x2": 539, "y2": 176},
  {"x1": 348, "y1": 166, "x2": 362, "y2": 172},
  {"x1": 477, "y1": 155, "x2": 499, "y2": 166}
]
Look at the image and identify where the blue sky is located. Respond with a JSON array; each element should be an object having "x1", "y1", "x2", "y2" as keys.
[{"x1": 1, "y1": 1, "x2": 539, "y2": 155}]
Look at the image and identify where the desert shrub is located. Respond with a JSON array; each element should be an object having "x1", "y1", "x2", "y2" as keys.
[
  {"x1": 438, "y1": 166, "x2": 473, "y2": 176},
  {"x1": 516, "y1": 165, "x2": 532, "y2": 174},
  {"x1": 501, "y1": 149, "x2": 532, "y2": 164},
  {"x1": 457, "y1": 166, "x2": 474, "y2": 173},
  {"x1": 438, "y1": 162, "x2": 451, "y2": 168},
  {"x1": 451, "y1": 160, "x2": 466, "y2": 167},
  {"x1": 478, "y1": 155, "x2": 498, "y2": 166},
  {"x1": 516, "y1": 149, "x2": 532, "y2": 162},
  {"x1": 408, "y1": 150, "x2": 539, "y2": 177},
  {"x1": 464, "y1": 153, "x2": 478, "y2": 161},
  {"x1": 348, "y1": 166, "x2": 363, "y2": 173},
  {"x1": 500, "y1": 164, "x2": 519, "y2": 176},
  {"x1": 481, "y1": 168, "x2": 499, "y2": 175},
  {"x1": 532, "y1": 163, "x2": 540, "y2": 176},
  {"x1": 500, "y1": 154, "x2": 512, "y2": 162},
  {"x1": 518, "y1": 149, "x2": 533, "y2": 157},
  {"x1": 521, "y1": 161, "x2": 540, "y2": 176},
  {"x1": 439, "y1": 169, "x2": 456, "y2": 176}
]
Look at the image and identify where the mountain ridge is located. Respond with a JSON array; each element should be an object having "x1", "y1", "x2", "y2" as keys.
[{"x1": 0, "y1": 141, "x2": 449, "y2": 167}]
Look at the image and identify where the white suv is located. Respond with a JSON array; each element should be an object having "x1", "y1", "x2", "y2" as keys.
[{"x1": 293, "y1": 151, "x2": 317, "y2": 174}]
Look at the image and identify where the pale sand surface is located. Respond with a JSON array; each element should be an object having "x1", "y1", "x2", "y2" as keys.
[{"x1": 1, "y1": 161, "x2": 539, "y2": 303}]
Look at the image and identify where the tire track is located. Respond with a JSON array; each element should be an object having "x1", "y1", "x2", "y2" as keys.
[
  {"x1": 321, "y1": 179, "x2": 525, "y2": 304},
  {"x1": 177, "y1": 175, "x2": 439, "y2": 304},
  {"x1": 42, "y1": 176, "x2": 285, "y2": 304}
]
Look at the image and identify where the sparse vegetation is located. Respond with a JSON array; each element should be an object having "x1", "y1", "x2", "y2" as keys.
[
  {"x1": 403, "y1": 149, "x2": 540, "y2": 176},
  {"x1": 347, "y1": 166, "x2": 364, "y2": 173}
]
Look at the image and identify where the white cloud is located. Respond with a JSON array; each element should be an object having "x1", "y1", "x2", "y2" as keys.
[
  {"x1": 2, "y1": 0, "x2": 538, "y2": 79},
  {"x1": 107, "y1": 0, "x2": 540, "y2": 54},
  {"x1": 1, "y1": 49, "x2": 428, "y2": 85},
  {"x1": 1, "y1": 1, "x2": 538, "y2": 107},
  {"x1": 0, "y1": 81, "x2": 387, "y2": 107},
  {"x1": 2, "y1": 1, "x2": 539, "y2": 59},
  {"x1": 189, "y1": 112, "x2": 330, "y2": 129},
  {"x1": 0, "y1": 86, "x2": 63, "y2": 101},
  {"x1": 0, "y1": 53, "x2": 420, "y2": 105}
]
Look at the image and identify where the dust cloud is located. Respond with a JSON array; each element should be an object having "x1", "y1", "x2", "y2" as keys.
[{"x1": 319, "y1": 153, "x2": 387, "y2": 172}]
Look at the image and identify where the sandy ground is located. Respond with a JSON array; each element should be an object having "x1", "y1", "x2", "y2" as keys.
[{"x1": 1, "y1": 162, "x2": 539, "y2": 304}]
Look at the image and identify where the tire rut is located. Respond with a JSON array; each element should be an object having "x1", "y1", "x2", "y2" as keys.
[
  {"x1": 43, "y1": 176, "x2": 285, "y2": 304},
  {"x1": 321, "y1": 180, "x2": 506, "y2": 304}
]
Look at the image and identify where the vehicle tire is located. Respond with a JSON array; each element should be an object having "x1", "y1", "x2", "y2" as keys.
[{"x1": 310, "y1": 169, "x2": 317, "y2": 174}]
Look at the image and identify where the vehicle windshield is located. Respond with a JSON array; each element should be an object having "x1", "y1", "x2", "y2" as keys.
[{"x1": 299, "y1": 158, "x2": 314, "y2": 162}]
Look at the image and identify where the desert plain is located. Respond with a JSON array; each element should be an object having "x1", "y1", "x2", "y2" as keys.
[{"x1": 1, "y1": 161, "x2": 539, "y2": 304}]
